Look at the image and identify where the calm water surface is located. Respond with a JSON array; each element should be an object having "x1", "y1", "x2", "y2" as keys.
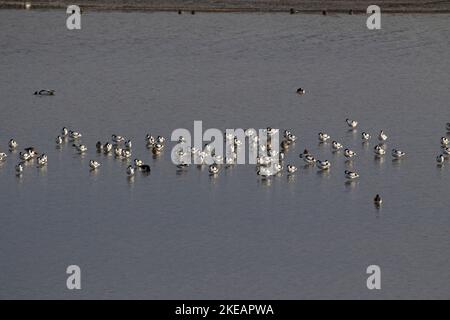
[{"x1": 0, "y1": 10, "x2": 449, "y2": 299}]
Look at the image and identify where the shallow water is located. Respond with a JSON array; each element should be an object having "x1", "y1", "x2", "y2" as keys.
[{"x1": 0, "y1": 10, "x2": 449, "y2": 299}]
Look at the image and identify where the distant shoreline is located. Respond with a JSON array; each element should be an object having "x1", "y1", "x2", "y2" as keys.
[{"x1": 2, "y1": 1, "x2": 450, "y2": 14}]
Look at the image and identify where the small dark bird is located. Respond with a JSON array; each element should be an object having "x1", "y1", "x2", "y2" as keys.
[
  {"x1": 374, "y1": 194, "x2": 383, "y2": 206},
  {"x1": 296, "y1": 88, "x2": 306, "y2": 95},
  {"x1": 34, "y1": 89, "x2": 55, "y2": 96},
  {"x1": 322, "y1": 10, "x2": 328, "y2": 16},
  {"x1": 139, "y1": 164, "x2": 151, "y2": 173},
  {"x1": 96, "y1": 141, "x2": 103, "y2": 152}
]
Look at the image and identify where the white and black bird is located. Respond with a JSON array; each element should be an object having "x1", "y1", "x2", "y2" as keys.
[
  {"x1": 284, "y1": 130, "x2": 297, "y2": 143},
  {"x1": 378, "y1": 130, "x2": 388, "y2": 141},
  {"x1": 146, "y1": 134, "x2": 156, "y2": 146},
  {"x1": 318, "y1": 132, "x2": 330, "y2": 142},
  {"x1": 126, "y1": 165, "x2": 135, "y2": 176},
  {"x1": 56, "y1": 136, "x2": 63, "y2": 145},
  {"x1": 392, "y1": 149, "x2": 406, "y2": 159},
  {"x1": 19, "y1": 151, "x2": 32, "y2": 161},
  {"x1": 15, "y1": 162, "x2": 24, "y2": 174},
  {"x1": 0, "y1": 152, "x2": 7, "y2": 161},
  {"x1": 156, "y1": 136, "x2": 165, "y2": 144},
  {"x1": 302, "y1": 154, "x2": 317, "y2": 165},
  {"x1": 345, "y1": 170, "x2": 359, "y2": 180},
  {"x1": 443, "y1": 147, "x2": 450, "y2": 156},
  {"x1": 37, "y1": 154, "x2": 48, "y2": 166},
  {"x1": 103, "y1": 142, "x2": 113, "y2": 154},
  {"x1": 8, "y1": 139, "x2": 18, "y2": 150},
  {"x1": 34, "y1": 89, "x2": 55, "y2": 96},
  {"x1": 441, "y1": 137, "x2": 449, "y2": 146},
  {"x1": 89, "y1": 160, "x2": 101, "y2": 170},
  {"x1": 346, "y1": 118, "x2": 358, "y2": 128},
  {"x1": 344, "y1": 149, "x2": 357, "y2": 158},
  {"x1": 296, "y1": 88, "x2": 306, "y2": 95},
  {"x1": 374, "y1": 194, "x2": 383, "y2": 206},
  {"x1": 317, "y1": 160, "x2": 331, "y2": 170},
  {"x1": 121, "y1": 149, "x2": 132, "y2": 158},
  {"x1": 73, "y1": 144, "x2": 87, "y2": 153},
  {"x1": 332, "y1": 141, "x2": 343, "y2": 151},
  {"x1": 69, "y1": 131, "x2": 82, "y2": 140},
  {"x1": 374, "y1": 145, "x2": 386, "y2": 156},
  {"x1": 114, "y1": 147, "x2": 123, "y2": 157},
  {"x1": 61, "y1": 127, "x2": 69, "y2": 137},
  {"x1": 437, "y1": 154, "x2": 445, "y2": 165},
  {"x1": 287, "y1": 164, "x2": 298, "y2": 174},
  {"x1": 286, "y1": 133, "x2": 297, "y2": 143},
  {"x1": 112, "y1": 134, "x2": 125, "y2": 143},
  {"x1": 209, "y1": 164, "x2": 220, "y2": 175},
  {"x1": 362, "y1": 132, "x2": 371, "y2": 141},
  {"x1": 446, "y1": 123, "x2": 450, "y2": 131}
]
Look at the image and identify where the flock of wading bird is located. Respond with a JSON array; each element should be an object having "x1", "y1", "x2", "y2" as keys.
[{"x1": 1, "y1": 89, "x2": 450, "y2": 206}]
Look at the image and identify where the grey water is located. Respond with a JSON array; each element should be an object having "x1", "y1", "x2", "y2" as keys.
[{"x1": 0, "y1": 10, "x2": 449, "y2": 299}]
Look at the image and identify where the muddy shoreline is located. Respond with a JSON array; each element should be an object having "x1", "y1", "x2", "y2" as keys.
[{"x1": 1, "y1": 1, "x2": 450, "y2": 13}]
